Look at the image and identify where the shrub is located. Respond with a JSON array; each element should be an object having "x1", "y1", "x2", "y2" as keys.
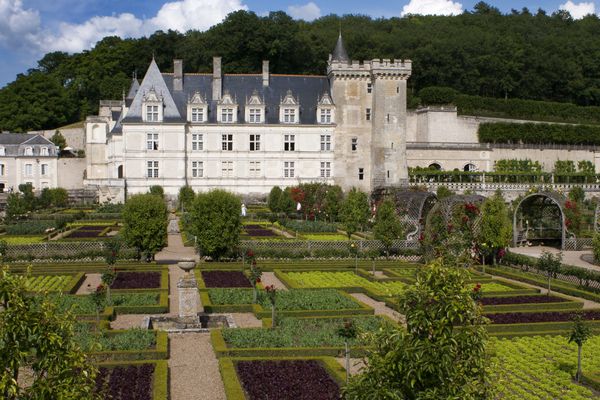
[
  {"x1": 478, "y1": 122, "x2": 600, "y2": 145},
  {"x1": 148, "y1": 185, "x2": 164, "y2": 198},
  {"x1": 268, "y1": 186, "x2": 283, "y2": 213},
  {"x1": 418, "y1": 86, "x2": 459, "y2": 105},
  {"x1": 122, "y1": 194, "x2": 168, "y2": 259}
]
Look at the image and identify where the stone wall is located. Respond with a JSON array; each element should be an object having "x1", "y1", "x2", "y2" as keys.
[{"x1": 58, "y1": 158, "x2": 87, "y2": 189}]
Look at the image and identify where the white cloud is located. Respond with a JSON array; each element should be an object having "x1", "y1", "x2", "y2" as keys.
[
  {"x1": 0, "y1": 0, "x2": 247, "y2": 54},
  {"x1": 559, "y1": 1, "x2": 595, "y2": 19},
  {"x1": 401, "y1": 0, "x2": 463, "y2": 16},
  {"x1": 287, "y1": 2, "x2": 321, "y2": 21}
]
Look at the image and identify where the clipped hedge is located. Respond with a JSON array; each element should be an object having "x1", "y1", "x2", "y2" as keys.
[
  {"x1": 478, "y1": 122, "x2": 600, "y2": 145},
  {"x1": 486, "y1": 319, "x2": 600, "y2": 335},
  {"x1": 483, "y1": 300, "x2": 583, "y2": 313}
]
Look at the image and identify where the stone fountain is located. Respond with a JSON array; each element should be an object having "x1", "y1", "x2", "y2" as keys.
[{"x1": 144, "y1": 260, "x2": 235, "y2": 332}]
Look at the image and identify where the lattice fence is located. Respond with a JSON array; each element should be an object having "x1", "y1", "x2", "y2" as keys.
[
  {"x1": 4, "y1": 241, "x2": 137, "y2": 261},
  {"x1": 564, "y1": 238, "x2": 594, "y2": 251},
  {"x1": 506, "y1": 262, "x2": 600, "y2": 292}
]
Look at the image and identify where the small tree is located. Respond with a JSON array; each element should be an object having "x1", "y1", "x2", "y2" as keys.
[
  {"x1": 478, "y1": 191, "x2": 512, "y2": 265},
  {"x1": 373, "y1": 199, "x2": 404, "y2": 258},
  {"x1": 340, "y1": 188, "x2": 370, "y2": 238},
  {"x1": 265, "y1": 284, "x2": 277, "y2": 328},
  {"x1": 50, "y1": 130, "x2": 67, "y2": 151},
  {"x1": 323, "y1": 185, "x2": 343, "y2": 222},
  {"x1": 278, "y1": 187, "x2": 295, "y2": 214},
  {"x1": 178, "y1": 185, "x2": 195, "y2": 211},
  {"x1": 247, "y1": 251, "x2": 262, "y2": 303},
  {"x1": 149, "y1": 185, "x2": 165, "y2": 198},
  {"x1": 102, "y1": 237, "x2": 121, "y2": 304},
  {"x1": 568, "y1": 186, "x2": 585, "y2": 204},
  {"x1": 190, "y1": 189, "x2": 241, "y2": 260},
  {"x1": 90, "y1": 284, "x2": 105, "y2": 327},
  {"x1": 538, "y1": 250, "x2": 562, "y2": 295},
  {"x1": 5, "y1": 193, "x2": 27, "y2": 221},
  {"x1": 337, "y1": 320, "x2": 357, "y2": 384},
  {"x1": 0, "y1": 269, "x2": 100, "y2": 399},
  {"x1": 267, "y1": 186, "x2": 283, "y2": 213},
  {"x1": 569, "y1": 313, "x2": 592, "y2": 383},
  {"x1": 122, "y1": 194, "x2": 168, "y2": 260}
]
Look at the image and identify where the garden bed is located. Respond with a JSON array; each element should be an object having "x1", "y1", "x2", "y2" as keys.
[
  {"x1": 201, "y1": 271, "x2": 252, "y2": 288},
  {"x1": 111, "y1": 272, "x2": 161, "y2": 289},
  {"x1": 486, "y1": 310, "x2": 600, "y2": 324},
  {"x1": 481, "y1": 294, "x2": 568, "y2": 305},
  {"x1": 94, "y1": 362, "x2": 168, "y2": 400}
]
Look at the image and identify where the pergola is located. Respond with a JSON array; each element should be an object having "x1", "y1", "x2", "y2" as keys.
[
  {"x1": 512, "y1": 191, "x2": 568, "y2": 250},
  {"x1": 426, "y1": 194, "x2": 486, "y2": 229}
]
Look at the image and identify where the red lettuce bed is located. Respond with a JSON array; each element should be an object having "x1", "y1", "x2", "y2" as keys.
[
  {"x1": 95, "y1": 364, "x2": 154, "y2": 400},
  {"x1": 487, "y1": 310, "x2": 600, "y2": 324},
  {"x1": 201, "y1": 271, "x2": 252, "y2": 288},
  {"x1": 110, "y1": 272, "x2": 161, "y2": 289},
  {"x1": 481, "y1": 295, "x2": 568, "y2": 306}
]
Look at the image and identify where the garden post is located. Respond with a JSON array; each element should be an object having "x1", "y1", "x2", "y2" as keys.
[
  {"x1": 577, "y1": 344, "x2": 582, "y2": 382},
  {"x1": 345, "y1": 340, "x2": 350, "y2": 383},
  {"x1": 271, "y1": 304, "x2": 275, "y2": 328}
]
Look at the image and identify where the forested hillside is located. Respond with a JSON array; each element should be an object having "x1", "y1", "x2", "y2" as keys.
[{"x1": 2, "y1": 2, "x2": 600, "y2": 132}]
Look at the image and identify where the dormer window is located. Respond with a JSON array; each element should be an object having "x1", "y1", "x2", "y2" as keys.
[
  {"x1": 142, "y1": 88, "x2": 163, "y2": 123},
  {"x1": 218, "y1": 91, "x2": 238, "y2": 124},
  {"x1": 317, "y1": 93, "x2": 335, "y2": 125},
  {"x1": 249, "y1": 109, "x2": 262, "y2": 123},
  {"x1": 187, "y1": 91, "x2": 208, "y2": 123},
  {"x1": 245, "y1": 90, "x2": 265, "y2": 124},
  {"x1": 279, "y1": 90, "x2": 300, "y2": 124},
  {"x1": 40, "y1": 147, "x2": 49, "y2": 156},
  {"x1": 24, "y1": 147, "x2": 33, "y2": 156}
]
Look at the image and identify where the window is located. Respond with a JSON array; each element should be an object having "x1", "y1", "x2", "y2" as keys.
[
  {"x1": 221, "y1": 161, "x2": 234, "y2": 177},
  {"x1": 283, "y1": 108, "x2": 296, "y2": 123},
  {"x1": 464, "y1": 163, "x2": 477, "y2": 172},
  {"x1": 191, "y1": 107, "x2": 204, "y2": 123},
  {"x1": 24, "y1": 163, "x2": 33, "y2": 176},
  {"x1": 320, "y1": 135, "x2": 331, "y2": 151},
  {"x1": 367, "y1": 83, "x2": 372, "y2": 93},
  {"x1": 0, "y1": 147, "x2": 5, "y2": 156},
  {"x1": 351, "y1": 137, "x2": 358, "y2": 152},
  {"x1": 192, "y1": 161, "x2": 204, "y2": 178},
  {"x1": 147, "y1": 161, "x2": 159, "y2": 178},
  {"x1": 249, "y1": 134, "x2": 261, "y2": 151},
  {"x1": 192, "y1": 134, "x2": 203, "y2": 151},
  {"x1": 0, "y1": 164, "x2": 5, "y2": 176},
  {"x1": 146, "y1": 105, "x2": 159, "y2": 122},
  {"x1": 358, "y1": 168, "x2": 364, "y2": 181},
  {"x1": 41, "y1": 164, "x2": 49, "y2": 176},
  {"x1": 284, "y1": 161, "x2": 295, "y2": 178},
  {"x1": 249, "y1": 109, "x2": 262, "y2": 123},
  {"x1": 320, "y1": 109, "x2": 331, "y2": 124},
  {"x1": 221, "y1": 108, "x2": 234, "y2": 123},
  {"x1": 221, "y1": 134, "x2": 233, "y2": 151},
  {"x1": 24, "y1": 147, "x2": 33, "y2": 156},
  {"x1": 284, "y1": 134, "x2": 295, "y2": 151},
  {"x1": 366, "y1": 108, "x2": 371, "y2": 121},
  {"x1": 249, "y1": 161, "x2": 261, "y2": 178},
  {"x1": 320, "y1": 162, "x2": 331, "y2": 178},
  {"x1": 40, "y1": 147, "x2": 48, "y2": 156},
  {"x1": 146, "y1": 133, "x2": 159, "y2": 150}
]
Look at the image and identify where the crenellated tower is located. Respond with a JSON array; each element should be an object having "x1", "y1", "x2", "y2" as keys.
[{"x1": 328, "y1": 33, "x2": 412, "y2": 191}]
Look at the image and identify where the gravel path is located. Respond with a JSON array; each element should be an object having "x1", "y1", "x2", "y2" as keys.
[
  {"x1": 230, "y1": 313, "x2": 262, "y2": 328},
  {"x1": 335, "y1": 357, "x2": 365, "y2": 376},
  {"x1": 110, "y1": 314, "x2": 147, "y2": 330},
  {"x1": 510, "y1": 246, "x2": 600, "y2": 272},
  {"x1": 350, "y1": 293, "x2": 404, "y2": 323},
  {"x1": 261, "y1": 272, "x2": 288, "y2": 290},
  {"x1": 169, "y1": 333, "x2": 226, "y2": 400},
  {"x1": 75, "y1": 273, "x2": 101, "y2": 294}
]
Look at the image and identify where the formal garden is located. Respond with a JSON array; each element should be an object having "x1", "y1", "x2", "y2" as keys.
[{"x1": 3, "y1": 183, "x2": 600, "y2": 399}]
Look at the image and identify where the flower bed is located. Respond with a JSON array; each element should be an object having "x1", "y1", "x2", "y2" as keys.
[
  {"x1": 111, "y1": 272, "x2": 161, "y2": 289},
  {"x1": 481, "y1": 295, "x2": 568, "y2": 306},
  {"x1": 95, "y1": 364, "x2": 154, "y2": 400},
  {"x1": 201, "y1": 271, "x2": 252, "y2": 288},
  {"x1": 236, "y1": 359, "x2": 340, "y2": 400},
  {"x1": 487, "y1": 310, "x2": 600, "y2": 324},
  {"x1": 279, "y1": 271, "x2": 405, "y2": 297},
  {"x1": 222, "y1": 316, "x2": 386, "y2": 348}
]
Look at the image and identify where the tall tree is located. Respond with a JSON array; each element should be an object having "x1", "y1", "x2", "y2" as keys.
[
  {"x1": 340, "y1": 188, "x2": 370, "y2": 238},
  {"x1": 477, "y1": 191, "x2": 512, "y2": 264},
  {"x1": 373, "y1": 199, "x2": 404, "y2": 257},
  {"x1": 122, "y1": 194, "x2": 168, "y2": 259}
]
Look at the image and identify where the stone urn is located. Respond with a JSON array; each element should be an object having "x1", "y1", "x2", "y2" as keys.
[
  {"x1": 178, "y1": 260, "x2": 196, "y2": 278},
  {"x1": 177, "y1": 260, "x2": 202, "y2": 318}
]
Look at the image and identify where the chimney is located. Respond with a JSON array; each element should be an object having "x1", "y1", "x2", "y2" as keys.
[
  {"x1": 212, "y1": 56, "x2": 222, "y2": 101},
  {"x1": 262, "y1": 60, "x2": 269, "y2": 87},
  {"x1": 173, "y1": 59, "x2": 183, "y2": 91}
]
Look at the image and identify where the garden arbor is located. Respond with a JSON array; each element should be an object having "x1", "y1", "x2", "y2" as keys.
[
  {"x1": 512, "y1": 192, "x2": 568, "y2": 250},
  {"x1": 371, "y1": 189, "x2": 437, "y2": 240}
]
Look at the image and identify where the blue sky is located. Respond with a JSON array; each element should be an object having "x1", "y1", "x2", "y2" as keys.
[{"x1": 0, "y1": 0, "x2": 594, "y2": 87}]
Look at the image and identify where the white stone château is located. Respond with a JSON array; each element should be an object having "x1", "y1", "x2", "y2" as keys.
[{"x1": 84, "y1": 35, "x2": 412, "y2": 202}]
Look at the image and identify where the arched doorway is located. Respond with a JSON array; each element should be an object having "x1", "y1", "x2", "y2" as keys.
[
  {"x1": 428, "y1": 163, "x2": 441, "y2": 170},
  {"x1": 513, "y1": 192, "x2": 566, "y2": 249}
]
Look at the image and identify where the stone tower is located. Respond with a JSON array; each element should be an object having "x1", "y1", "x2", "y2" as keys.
[{"x1": 328, "y1": 33, "x2": 412, "y2": 192}]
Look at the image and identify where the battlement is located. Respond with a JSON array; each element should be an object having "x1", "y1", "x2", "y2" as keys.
[{"x1": 327, "y1": 57, "x2": 412, "y2": 76}]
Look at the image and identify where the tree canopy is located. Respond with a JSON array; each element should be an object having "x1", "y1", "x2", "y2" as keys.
[
  {"x1": 3, "y1": 6, "x2": 600, "y2": 131},
  {"x1": 121, "y1": 193, "x2": 168, "y2": 258}
]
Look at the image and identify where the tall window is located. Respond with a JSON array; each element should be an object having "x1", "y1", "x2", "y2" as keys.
[
  {"x1": 146, "y1": 133, "x2": 159, "y2": 150},
  {"x1": 320, "y1": 162, "x2": 331, "y2": 178},
  {"x1": 249, "y1": 161, "x2": 261, "y2": 178},
  {"x1": 366, "y1": 108, "x2": 371, "y2": 121},
  {"x1": 284, "y1": 161, "x2": 295, "y2": 178},
  {"x1": 147, "y1": 161, "x2": 159, "y2": 178},
  {"x1": 320, "y1": 109, "x2": 331, "y2": 124},
  {"x1": 192, "y1": 134, "x2": 203, "y2": 151},
  {"x1": 320, "y1": 135, "x2": 331, "y2": 151},
  {"x1": 249, "y1": 134, "x2": 261, "y2": 151},
  {"x1": 191, "y1": 107, "x2": 204, "y2": 123},
  {"x1": 192, "y1": 161, "x2": 204, "y2": 178},
  {"x1": 24, "y1": 147, "x2": 33, "y2": 156},
  {"x1": 284, "y1": 134, "x2": 295, "y2": 151},
  {"x1": 221, "y1": 108, "x2": 234, "y2": 123},
  {"x1": 351, "y1": 137, "x2": 358, "y2": 152},
  {"x1": 249, "y1": 109, "x2": 262, "y2": 123},
  {"x1": 41, "y1": 164, "x2": 49, "y2": 176},
  {"x1": 0, "y1": 164, "x2": 5, "y2": 176},
  {"x1": 221, "y1": 161, "x2": 234, "y2": 177},
  {"x1": 0, "y1": 147, "x2": 5, "y2": 156},
  {"x1": 40, "y1": 147, "x2": 49, "y2": 156},
  {"x1": 146, "y1": 105, "x2": 159, "y2": 122},
  {"x1": 358, "y1": 168, "x2": 364, "y2": 181},
  {"x1": 24, "y1": 163, "x2": 33, "y2": 176},
  {"x1": 367, "y1": 83, "x2": 372, "y2": 93},
  {"x1": 221, "y1": 134, "x2": 233, "y2": 151},
  {"x1": 283, "y1": 108, "x2": 296, "y2": 123}
]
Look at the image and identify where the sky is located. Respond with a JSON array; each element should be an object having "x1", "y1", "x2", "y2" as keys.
[{"x1": 0, "y1": 0, "x2": 597, "y2": 87}]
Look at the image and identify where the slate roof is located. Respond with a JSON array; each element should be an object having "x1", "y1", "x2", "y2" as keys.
[
  {"x1": 119, "y1": 60, "x2": 332, "y2": 127},
  {"x1": 0, "y1": 134, "x2": 57, "y2": 157},
  {"x1": 332, "y1": 33, "x2": 349, "y2": 63},
  {"x1": 126, "y1": 78, "x2": 140, "y2": 99}
]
